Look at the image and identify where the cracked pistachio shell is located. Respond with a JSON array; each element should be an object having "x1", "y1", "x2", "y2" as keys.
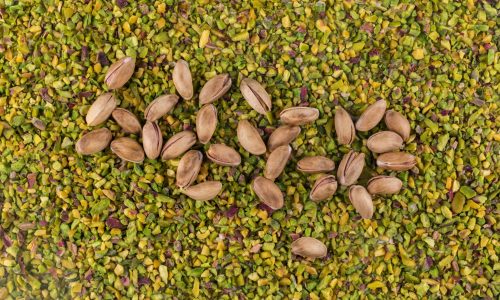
[
  {"x1": 172, "y1": 59, "x2": 193, "y2": 100},
  {"x1": 252, "y1": 176, "x2": 284, "y2": 210},
  {"x1": 142, "y1": 121, "x2": 163, "y2": 160},
  {"x1": 349, "y1": 185, "x2": 374, "y2": 219},
  {"x1": 240, "y1": 78, "x2": 272, "y2": 114},
  {"x1": 367, "y1": 131, "x2": 404, "y2": 153},
  {"x1": 291, "y1": 237, "x2": 327, "y2": 259},
  {"x1": 385, "y1": 110, "x2": 411, "y2": 141},
  {"x1": 196, "y1": 104, "x2": 217, "y2": 144},
  {"x1": 176, "y1": 150, "x2": 203, "y2": 188},
  {"x1": 355, "y1": 100, "x2": 387, "y2": 131},
  {"x1": 199, "y1": 74, "x2": 232, "y2": 104},
  {"x1": 181, "y1": 181, "x2": 222, "y2": 201},
  {"x1": 75, "y1": 128, "x2": 112, "y2": 155},
  {"x1": 161, "y1": 131, "x2": 197, "y2": 160},
  {"x1": 335, "y1": 106, "x2": 355, "y2": 145},
  {"x1": 310, "y1": 175, "x2": 338, "y2": 202},
  {"x1": 110, "y1": 137, "x2": 144, "y2": 163},
  {"x1": 267, "y1": 125, "x2": 301, "y2": 152},
  {"x1": 264, "y1": 145, "x2": 292, "y2": 180},
  {"x1": 86, "y1": 93, "x2": 117, "y2": 126},
  {"x1": 112, "y1": 108, "x2": 141, "y2": 134},
  {"x1": 144, "y1": 94, "x2": 179, "y2": 122},
  {"x1": 104, "y1": 57, "x2": 135, "y2": 89},
  {"x1": 376, "y1": 152, "x2": 416, "y2": 171},
  {"x1": 279, "y1": 107, "x2": 319, "y2": 125},
  {"x1": 207, "y1": 144, "x2": 241, "y2": 167},
  {"x1": 296, "y1": 156, "x2": 335, "y2": 173},
  {"x1": 367, "y1": 176, "x2": 403, "y2": 195},
  {"x1": 337, "y1": 151, "x2": 365, "y2": 186},
  {"x1": 237, "y1": 120, "x2": 266, "y2": 155}
]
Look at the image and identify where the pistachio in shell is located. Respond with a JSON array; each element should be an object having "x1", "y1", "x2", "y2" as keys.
[
  {"x1": 206, "y1": 144, "x2": 241, "y2": 167},
  {"x1": 240, "y1": 78, "x2": 272, "y2": 115},
  {"x1": 279, "y1": 107, "x2": 319, "y2": 126},
  {"x1": 385, "y1": 110, "x2": 411, "y2": 141},
  {"x1": 237, "y1": 120, "x2": 266, "y2": 155},
  {"x1": 142, "y1": 121, "x2": 163, "y2": 160},
  {"x1": 196, "y1": 104, "x2": 217, "y2": 144},
  {"x1": 367, "y1": 131, "x2": 404, "y2": 153},
  {"x1": 267, "y1": 125, "x2": 301, "y2": 152},
  {"x1": 355, "y1": 100, "x2": 387, "y2": 131},
  {"x1": 144, "y1": 94, "x2": 179, "y2": 122},
  {"x1": 161, "y1": 130, "x2": 197, "y2": 160},
  {"x1": 264, "y1": 145, "x2": 292, "y2": 180},
  {"x1": 337, "y1": 151, "x2": 365, "y2": 186},
  {"x1": 349, "y1": 185, "x2": 374, "y2": 219},
  {"x1": 176, "y1": 150, "x2": 203, "y2": 188},
  {"x1": 252, "y1": 176, "x2": 284, "y2": 210},
  {"x1": 334, "y1": 106, "x2": 355, "y2": 145},
  {"x1": 75, "y1": 128, "x2": 112, "y2": 155},
  {"x1": 199, "y1": 74, "x2": 232, "y2": 104},
  {"x1": 181, "y1": 181, "x2": 222, "y2": 201},
  {"x1": 86, "y1": 93, "x2": 117, "y2": 126},
  {"x1": 291, "y1": 237, "x2": 327, "y2": 259},
  {"x1": 310, "y1": 175, "x2": 338, "y2": 202},
  {"x1": 367, "y1": 176, "x2": 403, "y2": 195},
  {"x1": 112, "y1": 108, "x2": 141, "y2": 134},
  {"x1": 376, "y1": 152, "x2": 416, "y2": 171},
  {"x1": 296, "y1": 156, "x2": 335, "y2": 173},
  {"x1": 172, "y1": 59, "x2": 193, "y2": 100},
  {"x1": 104, "y1": 57, "x2": 135, "y2": 89},
  {"x1": 110, "y1": 137, "x2": 145, "y2": 163}
]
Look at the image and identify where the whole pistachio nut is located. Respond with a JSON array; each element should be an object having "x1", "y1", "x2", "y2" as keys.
[
  {"x1": 385, "y1": 110, "x2": 411, "y2": 141},
  {"x1": 376, "y1": 152, "x2": 416, "y2": 171},
  {"x1": 310, "y1": 175, "x2": 338, "y2": 202},
  {"x1": 264, "y1": 145, "x2": 292, "y2": 180},
  {"x1": 196, "y1": 104, "x2": 217, "y2": 144},
  {"x1": 206, "y1": 144, "x2": 241, "y2": 167},
  {"x1": 367, "y1": 176, "x2": 403, "y2": 195},
  {"x1": 172, "y1": 59, "x2": 193, "y2": 100},
  {"x1": 240, "y1": 78, "x2": 272, "y2": 115},
  {"x1": 337, "y1": 151, "x2": 365, "y2": 186},
  {"x1": 110, "y1": 137, "x2": 145, "y2": 163},
  {"x1": 279, "y1": 107, "x2": 319, "y2": 125},
  {"x1": 237, "y1": 120, "x2": 266, "y2": 155},
  {"x1": 105, "y1": 57, "x2": 135, "y2": 89},
  {"x1": 112, "y1": 108, "x2": 141, "y2": 134},
  {"x1": 349, "y1": 185, "x2": 374, "y2": 219},
  {"x1": 334, "y1": 106, "x2": 355, "y2": 145},
  {"x1": 86, "y1": 93, "x2": 117, "y2": 126},
  {"x1": 75, "y1": 128, "x2": 112, "y2": 155},
  {"x1": 176, "y1": 150, "x2": 203, "y2": 188},
  {"x1": 355, "y1": 100, "x2": 387, "y2": 131},
  {"x1": 291, "y1": 237, "x2": 327, "y2": 259},
  {"x1": 161, "y1": 130, "x2": 197, "y2": 160},
  {"x1": 199, "y1": 74, "x2": 232, "y2": 105},
  {"x1": 367, "y1": 131, "x2": 404, "y2": 153},
  {"x1": 252, "y1": 176, "x2": 284, "y2": 210},
  {"x1": 267, "y1": 125, "x2": 301, "y2": 152},
  {"x1": 296, "y1": 156, "x2": 335, "y2": 173},
  {"x1": 181, "y1": 181, "x2": 222, "y2": 201},
  {"x1": 142, "y1": 121, "x2": 163, "y2": 160},
  {"x1": 144, "y1": 94, "x2": 179, "y2": 122}
]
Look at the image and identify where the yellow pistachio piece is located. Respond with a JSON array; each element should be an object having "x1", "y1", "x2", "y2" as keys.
[
  {"x1": 86, "y1": 93, "x2": 117, "y2": 126},
  {"x1": 279, "y1": 107, "x2": 319, "y2": 125},
  {"x1": 142, "y1": 121, "x2": 163, "y2": 160},
  {"x1": 267, "y1": 125, "x2": 301, "y2": 152},
  {"x1": 355, "y1": 100, "x2": 387, "y2": 131},
  {"x1": 376, "y1": 152, "x2": 416, "y2": 171},
  {"x1": 75, "y1": 128, "x2": 112, "y2": 155},
  {"x1": 240, "y1": 78, "x2": 272, "y2": 115},
  {"x1": 172, "y1": 59, "x2": 193, "y2": 100},
  {"x1": 237, "y1": 120, "x2": 266, "y2": 155},
  {"x1": 181, "y1": 181, "x2": 222, "y2": 201},
  {"x1": 161, "y1": 131, "x2": 197, "y2": 160},
  {"x1": 105, "y1": 57, "x2": 135, "y2": 89},
  {"x1": 349, "y1": 185, "x2": 374, "y2": 219},
  {"x1": 296, "y1": 156, "x2": 335, "y2": 173},
  {"x1": 196, "y1": 104, "x2": 217, "y2": 144},
  {"x1": 199, "y1": 74, "x2": 232, "y2": 104},
  {"x1": 110, "y1": 137, "x2": 145, "y2": 163},
  {"x1": 385, "y1": 110, "x2": 411, "y2": 141},
  {"x1": 252, "y1": 176, "x2": 284, "y2": 210},
  {"x1": 310, "y1": 175, "x2": 338, "y2": 202},
  {"x1": 176, "y1": 150, "x2": 203, "y2": 188},
  {"x1": 112, "y1": 108, "x2": 141, "y2": 134},
  {"x1": 337, "y1": 151, "x2": 365, "y2": 186},
  {"x1": 144, "y1": 94, "x2": 179, "y2": 122},
  {"x1": 367, "y1": 131, "x2": 404, "y2": 153},
  {"x1": 367, "y1": 176, "x2": 403, "y2": 195},
  {"x1": 291, "y1": 237, "x2": 327, "y2": 259},
  {"x1": 206, "y1": 144, "x2": 241, "y2": 167},
  {"x1": 264, "y1": 145, "x2": 292, "y2": 180},
  {"x1": 335, "y1": 106, "x2": 355, "y2": 145}
]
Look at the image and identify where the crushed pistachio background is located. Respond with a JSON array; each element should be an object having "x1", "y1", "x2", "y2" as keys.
[{"x1": 0, "y1": 0, "x2": 499, "y2": 299}]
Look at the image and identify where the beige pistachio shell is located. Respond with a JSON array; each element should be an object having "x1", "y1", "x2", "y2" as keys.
[
  {"x1": 86, "y1": 93, "x2": 117, "y2": 126},
  {"x1": 267, "y1": 125, "x2": 301, "y2": 152},
  {"x1": 310, "y1": 175, "x2": 338, "y2": 202},
  {"x1": 385, "y1": 110, "x2": 411, "y2": 141},
  {"x1": 112, "y1": 108, "x2": 141, "y2": 134},
  {"x1": 291, "y1": 237, "x2": 327, "y2": 259},
  {"x1": 75, "y1": 128, "x2": 112, "y2": 155},
  {"x1": 264, "y1": 145, "x2": 292, "y2": 180},
  {"x1": 207, "y1": 144, "x2": 241, "y2": 167},
  {"x1": 252, "y1": 176, "x2": 284, "y2": 210},
  {"x1": 349, "y1": 185, "x2": 374, "y2": 219},
  {"x1": 105, "y1": 57, "x2": 135, "y2": 89},
  {"x1": 367, "y1": 176, "x2": 403, "y2": 195},
  {"x1": 355, "y1": 100, "x2": 387, "y2": 131},
  {"x1": 335, "y1": 106, "x2": 355, "y2": 145},
  {"x1": 196, "y1": 104, "x2": 217, "y2": 144},
  {"x1": 144, "y1": 94, "x2": 179, "y2": 122},
  {"x1": 199, "y1": 74, "x2": 232, "y2": 104},
  {"x1": 337, "y1": 151, "x2": 365, "y2": 186},
  {"x1": 240, "y1": 78, "x2": 272, "y2": 115},
  {"x1": 161, "y1": 130, "x2": 197, "y2": 160},
  {"x1": 172, "y1": 59, "x2": 193, "y2": 100},
  {"x1": 297, "y1": 156, "x2": 335, "y2": 173},
  {"x1": 367, "y1": 131, "x2": 404, "y2": 153},
  {"x1": 237, "y1": 120, "x2": 266, "y2": 155},
  {"x1": 181, "y1": 181, "x2": 222, "y2": 201},
  {"x1": 279, "y1": 107, "x2": 319, "y2": 126},
  {"x1": 110, "y1": 137, "x2": 145, "y2": 163},
  {"x1": 142, "y1": 121, "x2": 163, "y2": 160},
  {"x1": 376, "y1": 152, "x2": 416, "y2": 171},
  {"x1": 176, "y1": 150, "x2": 203, "y2": 188}
]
